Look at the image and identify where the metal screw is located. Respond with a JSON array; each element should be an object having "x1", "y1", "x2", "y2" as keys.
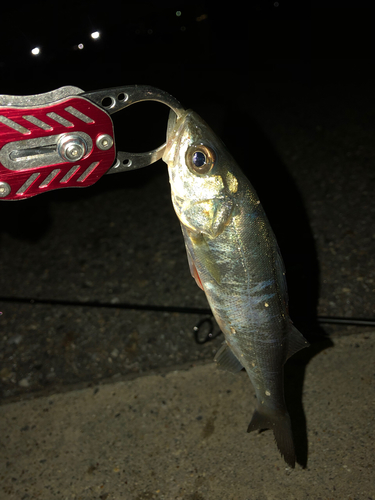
[
  {"x1": 57, "y1": 134, "x2": 88, "y2": 162},
  {"x1": 65, "y1": 144, "x2": 83, "y2": 160},
  {"x1": 0, "y1": 182, "x2": 11, "y2": 197},
  {"x1": 96, "y1": 134, "x2": 114, "y2": 151}
]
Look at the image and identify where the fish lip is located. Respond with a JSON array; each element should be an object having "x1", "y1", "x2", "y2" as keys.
[
  {"x1": 164, "y1": 110, "x2": 198, "y2": 165},
  {"x1": 163, "y1": 139, "x2": 175, "y2": 164},
  {"x1": 163, "y1": 113, "x2": 186, "y2": 164}
]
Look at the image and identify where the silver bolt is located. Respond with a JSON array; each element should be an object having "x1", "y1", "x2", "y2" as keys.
[
  {"x1": 96, "y1": 134, "x2": 114, "y2": 151},
  {"x1": 65, "y1": 144, "x2": 83, "y2": 160},
  {"x1": 57, "y1": 134, "x2": 88, "y2": 162},
  {"x1": 0, "y1": 182, "x2": 11, "y2": 197}
]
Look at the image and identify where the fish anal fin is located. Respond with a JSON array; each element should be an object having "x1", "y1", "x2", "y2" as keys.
[
  {"x1": 214, "y1": 343, "x2": 244, "y2": 374},
  {"x1": 247, "y1": 406, "x2": 295, "y2": 468},
  {"x1": 286, "y1": 324, "x2": 310, "y2": 360}
]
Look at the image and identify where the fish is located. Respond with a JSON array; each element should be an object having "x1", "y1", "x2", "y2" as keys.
[{"x1": 162, "y1": 109, "x2": 309, "y2": 468}]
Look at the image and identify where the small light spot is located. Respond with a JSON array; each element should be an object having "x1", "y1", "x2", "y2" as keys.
[
  {"x1": 31, "y1": 47, "x2": 40, "y2": 55},
  {"x1": 264, "y1": 302, "x2": 269, "y2": 307},
  {"x1": 18, "y1": 377, "x2": 30, "y2": 387},
  {"x1": 256, "y1": 200, "x2": 260, "y2": 205},
  {"x1": 91, "y1": 31, "x2": 100, "y2": 39},
  {"x1": 196, "y1": 14, "x2": 208, "y2": 22},
  {"x1": 265, "y1": 390, "x2": 271, "y2": 396},
  {"x1": 230, "y1": 327, "x2": 236, "y2": 335},
  {"x1": 78, "y1": 43, "x2": 84, "y2": 50},
  {"x1": 176, "y1": 10, "x2": 182, "y2": 16}
]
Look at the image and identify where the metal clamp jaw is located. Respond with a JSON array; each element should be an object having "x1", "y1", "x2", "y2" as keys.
[{"x1": 0, "y1": 85, "x2": 185, "y2": 200}]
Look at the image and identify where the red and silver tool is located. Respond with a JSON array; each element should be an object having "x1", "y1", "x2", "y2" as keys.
[{"x1": 0, "y1": 85, "x2": 184, "y2": 200}]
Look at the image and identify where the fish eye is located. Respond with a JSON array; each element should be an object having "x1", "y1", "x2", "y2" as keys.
[
  {"x1": 193, "y1": 151, "x2": 206, "y2": 167},
  {"x1": 186, "y1": 144, "x2": 215, "y2": 175}
]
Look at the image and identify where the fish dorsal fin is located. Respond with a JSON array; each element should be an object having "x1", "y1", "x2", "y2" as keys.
[
  {"x1": 286, "y1": 324, "x2": 310, "y2": 360},
  {"x1": 214, "y1": 343, "x2": 244, "y2": 374}
]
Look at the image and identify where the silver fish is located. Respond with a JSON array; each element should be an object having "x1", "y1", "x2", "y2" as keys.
[{"x1": 162, "y1": 109, "x2": 309, "y2": 467}]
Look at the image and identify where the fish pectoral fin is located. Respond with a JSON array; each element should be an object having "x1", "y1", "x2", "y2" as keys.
[
  {"x1": 286, "y1": 324, "x2": 310, "y2": 360},
  {"x1": 214, "y1": 343, "x2": 244, "y2": 374},
  {"x1": 187, "y1": 228, "x2": 222, "y2": 285},
  {"x1": 210, "y1": 199, "x2": 234, "y2": 237},
  {"x1": 247, "y1": 406, "x2": 295, "y2": 468}
]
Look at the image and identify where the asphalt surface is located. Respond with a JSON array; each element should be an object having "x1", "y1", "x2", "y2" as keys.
[{"x1": 1, "y1": 71, "x2": 375, "y2": 498}]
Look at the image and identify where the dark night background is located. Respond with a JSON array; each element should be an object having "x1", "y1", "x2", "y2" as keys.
[{"x1": 0, "y1": 1, "x2": 375, "y2": 401}]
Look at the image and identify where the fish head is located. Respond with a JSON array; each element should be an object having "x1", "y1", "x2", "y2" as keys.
[{"x1": 163, "y1": 110, "x2": 241, "y2": 238}]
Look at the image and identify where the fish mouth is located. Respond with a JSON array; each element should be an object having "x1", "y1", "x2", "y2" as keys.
[
  {"x1": 166, "y1": 109, "x2": 178, "y2": 140},
  {"x1": 163, "y1": 109, "x2": 193, "y2": 165}
]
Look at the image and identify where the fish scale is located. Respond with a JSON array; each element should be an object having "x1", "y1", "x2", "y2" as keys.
[{"x1": 163, "y1": 108, "x2": 310, "y2": 468}]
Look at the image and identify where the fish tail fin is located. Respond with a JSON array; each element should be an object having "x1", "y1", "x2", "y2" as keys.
[{"x1": 247, "y1": 406, "x2": 295, "y2": 468}]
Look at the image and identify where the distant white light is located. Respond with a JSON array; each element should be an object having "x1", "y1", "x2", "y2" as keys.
[
  {"x1": 31, "y1": 47, "x2": 40, "y2": 56},
  {"x1": 176, "y1": 11, "x2": 181, "y2": 16},
  {"x1": 78, "y1": 43, "x2": 84, "y2": 49},
  {"x1": 91, "y1": 31, "x2": 100, "y2": 39}
]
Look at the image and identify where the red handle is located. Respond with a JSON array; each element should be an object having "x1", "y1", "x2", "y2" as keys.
[{"x1": 0, "y1": 96, "x2": 116, "y2": 200}]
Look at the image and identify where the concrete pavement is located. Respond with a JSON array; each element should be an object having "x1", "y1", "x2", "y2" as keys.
[{"x1": 1, "y1": 333, "x2": 374, "y2": 500}]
